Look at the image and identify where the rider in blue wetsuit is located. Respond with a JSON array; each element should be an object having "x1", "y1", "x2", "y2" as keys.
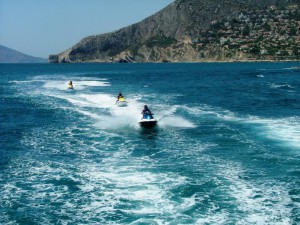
[{"x1": 141, "y1": 105, "x2": 153, "y2": 119}]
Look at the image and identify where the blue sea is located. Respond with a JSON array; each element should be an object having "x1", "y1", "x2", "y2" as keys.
[{"x1": 1, "y1": 63, "x2": 300, "y2": 225}]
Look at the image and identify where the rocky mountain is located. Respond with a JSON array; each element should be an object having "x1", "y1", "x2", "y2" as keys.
[
  {"x1": 0, "y1": 45, "x2": 47, "y2": 63},
  {"x1": 49, "y1": 0, "x2": 300, "y2": 63}
]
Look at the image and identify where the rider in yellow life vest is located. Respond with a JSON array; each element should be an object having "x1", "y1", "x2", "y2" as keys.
[
  {"x1": 117, "y1": 92, "x2": 124, "y2": 101},
  {"x1": 68, "y1": 81, "x2": 74, "y2": 89}
]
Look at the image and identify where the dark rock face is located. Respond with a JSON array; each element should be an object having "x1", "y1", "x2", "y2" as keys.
[{"x1": 49, "y1": 0, "x2": 299, "y2": 63}]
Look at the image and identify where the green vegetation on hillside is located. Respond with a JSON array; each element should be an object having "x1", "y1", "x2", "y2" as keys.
[
  {"x1": 196, "y1": 4, "x2": 300, "y2": 60},
  {"x1": 145, "y1": 32, "x2": 177, "y2": 48}
]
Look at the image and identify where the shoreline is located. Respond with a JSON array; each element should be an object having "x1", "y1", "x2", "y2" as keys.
[
  {"x1": 48, "y1": 59, "x2": 300, "y2": 64},
  {"x1": 2, "y1": 59, "x2": 300, "y2": 64}
]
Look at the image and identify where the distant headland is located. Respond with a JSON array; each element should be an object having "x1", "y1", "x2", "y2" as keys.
[
  {"x1": 0, "y1": 45, "x2": 47, "y2": 63},
  {"x1": 49, "y1": 0, "x2": 300, "y2": 63}
]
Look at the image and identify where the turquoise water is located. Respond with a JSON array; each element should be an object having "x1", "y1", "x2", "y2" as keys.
[{"x1": 1, "y1": 63, "x2": 300, "y2": 224}]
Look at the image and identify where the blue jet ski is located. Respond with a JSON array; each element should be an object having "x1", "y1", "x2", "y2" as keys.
[{"x1": 139, "y1": 114, "x2": 157, "y2": 128}]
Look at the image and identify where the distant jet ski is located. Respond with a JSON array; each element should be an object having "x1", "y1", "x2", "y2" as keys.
[
  {"x1": 139, "y1": 105, "x2": 157, "y2": 128},
  {"x1": 116, "y1": 92, "x2": 128, "y2": 107},
  {"x1": 67, "y1": 81, "x2": 74, "y2": 89},
  {"x1": 139, "y1": 114, "x2": 157, "y2": 128},
  {"x1": 115, "y1": 97, "x2": 128, "y2": 107}
]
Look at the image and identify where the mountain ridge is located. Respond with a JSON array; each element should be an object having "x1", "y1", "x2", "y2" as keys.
[
  {"x1": 0, "y1": 45, "x2": 47, "y2": 63},
  {"x1": 49, "y1": 0, "x2": 300, "y2": 63}
]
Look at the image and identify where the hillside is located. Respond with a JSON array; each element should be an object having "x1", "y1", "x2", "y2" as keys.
[
  {"x1": 49, "y1": 0, "x2": 300, "y2": 63},
  {"x1": 0, "y1": 45, "x2": 47, "y2": 63}
]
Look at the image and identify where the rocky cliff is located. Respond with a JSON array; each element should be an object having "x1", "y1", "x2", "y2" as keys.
[{"x1": 49, "y1": 0, "x2": 299, "y2": 63}]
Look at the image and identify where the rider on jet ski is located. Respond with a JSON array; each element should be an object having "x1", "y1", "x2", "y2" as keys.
[
  {"x1": 68, "y1": 81, "x2": 74, "y2": 89},
  {"x1": 141, "y1": 105, "x2": 154, "y2": 119},
  {"x1": 117, "y1": 92, "x2": 124, "y2": 101}
]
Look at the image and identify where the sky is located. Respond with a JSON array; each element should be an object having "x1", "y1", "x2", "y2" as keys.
[{"x1": 0, "y1": 0, "x2": 174, "y2": 58}]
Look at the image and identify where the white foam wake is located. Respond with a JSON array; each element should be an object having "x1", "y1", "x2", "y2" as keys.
[
  {"x1": 180, "y1": 104, "x2": 300, "y2": 150},
  {"x1": 219, "y1": 162, "x2": 293, "y2": 225},
  {"x1": 43, "y1": 80, "x2": 110, "y2": 90},
  {"x1": 159, "y1": 116, "x2": 196, "y2": 128},
  {"x1": 247, "y1": 116, "x2": 300, "y2": 149}
]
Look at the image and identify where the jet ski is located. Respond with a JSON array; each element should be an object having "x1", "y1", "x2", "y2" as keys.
[
  {"x1": 139, "y1": 114, "x2": 157, "y2": 128},
  {"x1": 67, "y1": 81, "x2": 74, "y2": 89},
  {"x1": 115, "y1": 97, "x2": 128, "y2": 107}
]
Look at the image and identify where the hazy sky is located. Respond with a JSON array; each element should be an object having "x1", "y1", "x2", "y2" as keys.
[{"x1": 0, "y1": 0, "x2": 174, "y2": 58}]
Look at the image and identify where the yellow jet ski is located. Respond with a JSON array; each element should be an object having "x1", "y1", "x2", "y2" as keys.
[
  {"x1": 67, "y1": 81, "x2": 74, "y2": 89},
  {"x1": 115, "y1": 97, "x2": 128, "y2": 107}
]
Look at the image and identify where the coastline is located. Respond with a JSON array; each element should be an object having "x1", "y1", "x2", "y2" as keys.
[{"x1": 48, "y1": 59, "x2": 300, "y2": 64}]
